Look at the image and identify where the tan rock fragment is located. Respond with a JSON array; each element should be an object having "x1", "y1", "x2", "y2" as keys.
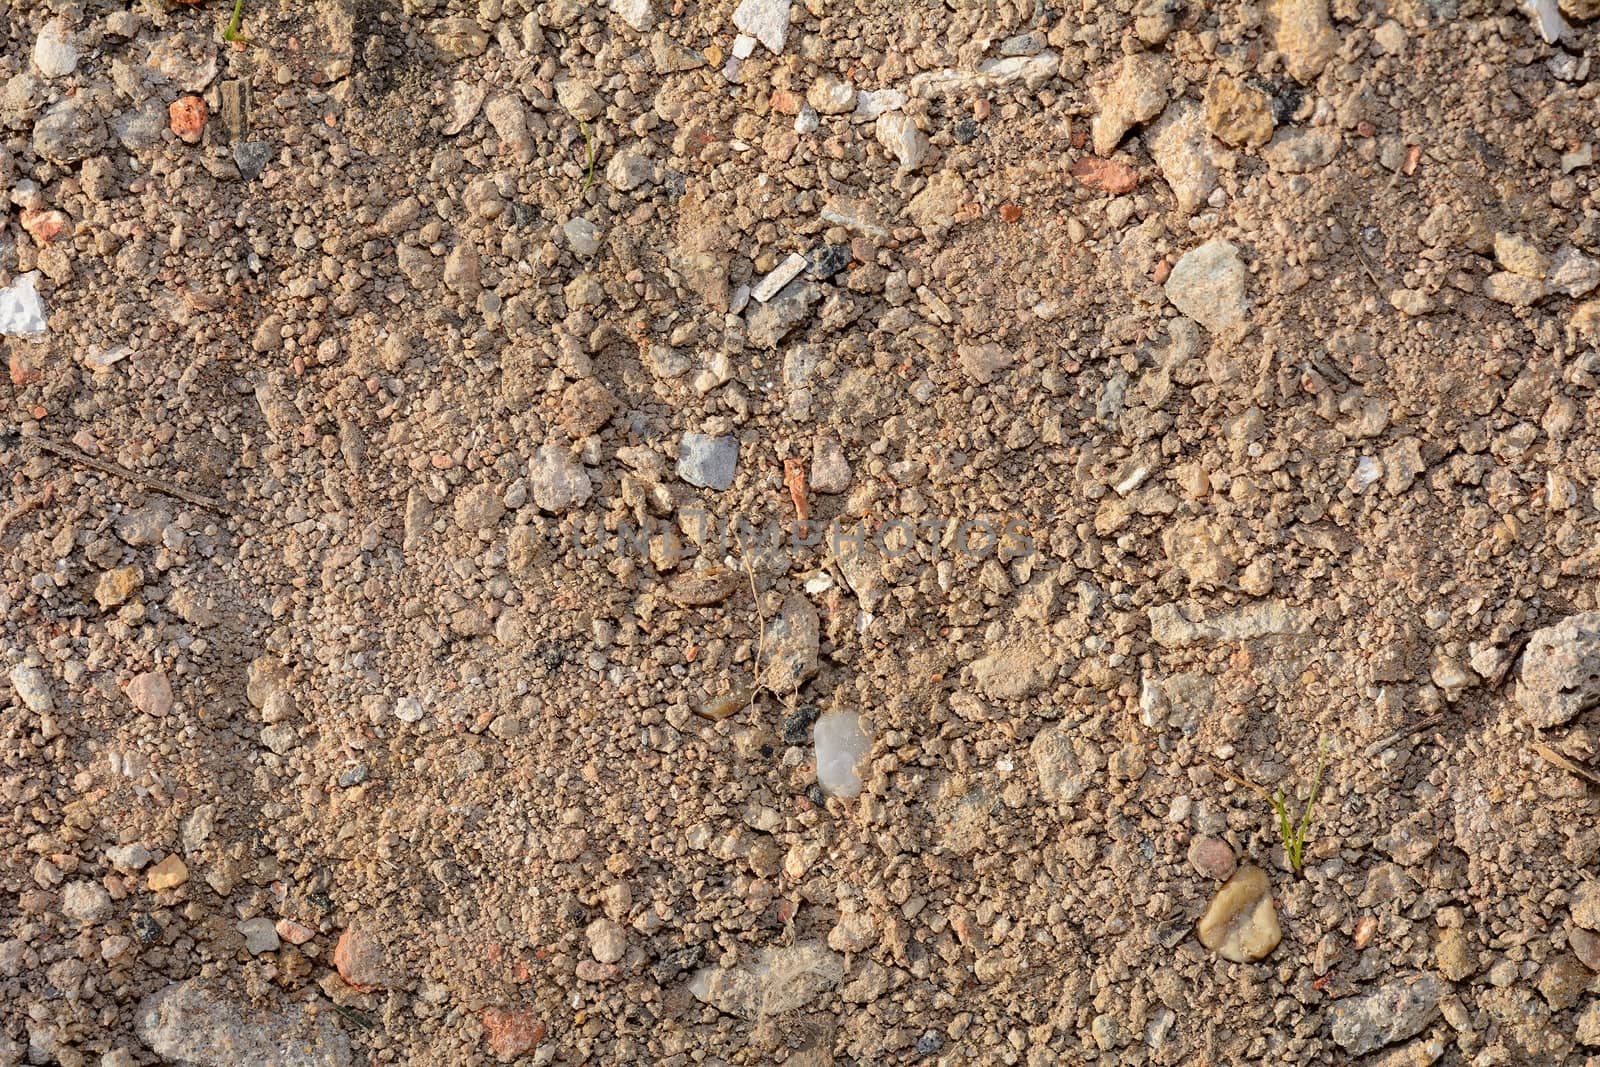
[{"x1": 1196, "y1": 865, "x2": 1281, "y2": 962}]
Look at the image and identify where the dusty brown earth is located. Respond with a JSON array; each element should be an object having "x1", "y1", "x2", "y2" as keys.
[{"x1": 6, "y1": 0, "x2": 1600, "y2": 1063}]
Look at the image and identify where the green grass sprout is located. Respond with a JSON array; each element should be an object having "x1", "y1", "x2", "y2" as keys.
[
  {"x1": 223, "y1": 0, "x2": 247, "y2": 43},
  {"x1": 1212, "y1": 738, "x2": 1329, "y2": 875},
  {"x1": 1269, "y1": 739, "x2": 1327, "y2": 873}
]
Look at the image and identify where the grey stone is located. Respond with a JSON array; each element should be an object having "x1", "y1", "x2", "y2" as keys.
[
  {"x1": 586, "y1": 918, "x2": 626, "y2": 963},
  {"x1": 745, "y1": 279, "x2": 820, "y2": 348},
  {"x1": 853, "y1": 88, "x2": 907, "y2": 121},
  {"x1": 563, "y1": 217, "x2": 601, "y2": 256},
  {"x1": 1031, "y1": 724, "x2": 1095, "y2": 805},
  {"x1": 1091, "y1": 53, "x2": 1168, "y2": 156},
  {"x1": 1517, "y1": 613, "x2": 1600, "y2": 728},
  {"x1": 807, "y1": 75, "x2": 855, "y2": 115},
  {"x1": 1165, "y1": 239, "x2": 1249, "y2": 339},
  {"x1": 1263, "y1": 128, "x2": 1340, "y2": 172},
  {"x1": 1327, "y1": 975, "x2": 1443, "y2": 1056},
  {"x1": 874, "y1": 112, "x2": 928, "y2": 170},
  {"x1": 528, "y1": 445, "x2": 593, "y2": 513},
  {"x1": 237, "y1": 917, "x2": 281, "y2": 955},
  {"x1": 810, "y1": 436, "x2": 851, "y2": 493},
  {"x1": 999, "y1": 31, "x2": 1045, "y2": 56},
  {"x1": 260, "y1": 724, "x2": 298, "y2": 755},
  {"x1": 555, "y1": 79, "x2": 604, "y2": 121},
  {"x1": 908, "y1": 52, "x2": 1060, "y2": 98},
  {"x1": 0, "y1": 271, "x2": 47, "y2": 338},
  {"x1": 136, "y1": 979, "x2": 352, "y2": 1067},
  {"x1": 605, "y1": 145, "x2": 653, "y2": 191},
  {"x1": 33, "y1": 20, "x2": 79, "y2": 79},
  {"x1": 609, "y1": 0, "x2": 654, "y2": 30},
  {"x1": 688, "y1": 941, "x2": 842, "y2": 1018},
  {"x1": 114, "y1": 99, "x2": 168, "y2": 152},
  {"x1": 62, "y1": 881, "x2": 113, "y2": 923},
  {"x1": 970, "y1": 643, "x2": 1058, "y2": 700},
  {"x1": 752, "y1": 253, "x2": 808, "y2": 302},
  {"x1": 1483, "y1": 272, "x2": 1544, "y2": 307},
  {"x1": 677, "y1": 433, "x2": 739, "y2": 491},
  {"x1": 34, "y1": 97, "x2": 107, "y2": 164},
  {"x1": 820, "y1": 197, "x2": 890, "y2": 238},
  {"x1": 760, "y1": 595, "x2": 819, "y2": 694},
  {"x1": 442, "y1": 80, "x2": 486, "y2": 135},
  {"x1": 1147, "y1": 101, "x2": 1216, "y2": 215},
  {"x1": 1548, "y1": 245, "x2": 1600, "y2": 298},
  {"x1": 1148, "y1": 599, "x2": 1309, "y2": 648},
  {"x1": 485, "y1": 94, "x2": 533, "y2": 162},
  {"x1": 232, "y1": 142, "x2": 271, "y2": 181},
  {"x1": 814, "y1": 712, "x2": 870, "y2": 798},
  {"x1": 453, "y1": 483, "x2": 505, "y2": 532},
  {"x1": 107, "y1": 844, "x2": 152, "y2": 871},
  {"x1": 145, "y1": 30, "x2": 219, "y2": 89},
  {"x1": 8, "y1": 665, "x2": 54, "y2": 713}
]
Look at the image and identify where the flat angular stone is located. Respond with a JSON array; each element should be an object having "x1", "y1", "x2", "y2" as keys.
[
  {"x1": 752, "y1": 253, "x2": 807, "y2": 302},
  {"x1": 732, "y1": 0, "x2": 790, "y2": 54}
]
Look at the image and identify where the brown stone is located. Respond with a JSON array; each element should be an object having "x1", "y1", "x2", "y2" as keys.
[
  {"x1": 1571, "y1": 926, "x2": 1600, "y2": 971},
  {"x1": 333, "y1": 922, "x2": 393, "y2": 991},
  {"x1": 1187, "y1": 836, "x2": 1237, "y2": 880},
  {"x1": 1204, "y1": 75, "x2": 1275, "y2": 148},
  {"x1": 94, "y1": 565, "x2": 143, "y2": 609},
  {"x1": 127, "y1": 671, "x2": 174, "y2": 717},
  {"x1": 559, "y1": 379, "x2": 618, "y2": 438},
  {"x1": 1434, "y1": 926, "x2": 1475, "y2": 981}
]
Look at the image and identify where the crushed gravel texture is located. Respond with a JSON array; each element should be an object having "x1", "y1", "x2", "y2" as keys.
[{"x1": 5, "y1": 0, "x2": 1600, "y2": 1064}]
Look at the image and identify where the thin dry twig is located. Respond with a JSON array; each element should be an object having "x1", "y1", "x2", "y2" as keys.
[
  {"x1": 736, "y1": 531, "x2": 769, "y2": 691},
  {"x1": 1532, "y1": 740, "x2": 1600, "y2": 787},
  {"x1": 27, "y1": 436, "x2": 234, "y2": 515},
  {"x1": 1489, "y1": 635, "x2": 1530, "y2": 691},
  {"x1": 0, "y1": 485, "x2": 54, "y2": 541},
  {"x1": 1340, "y1": 214, "x2": 1384, "y2": 291},
  {"x1": 1362, "y1": 713, "x2": 1444, "y2": 759},
  {"x1": 733, "y1": 530, "x2": 801, "y2": 716}
]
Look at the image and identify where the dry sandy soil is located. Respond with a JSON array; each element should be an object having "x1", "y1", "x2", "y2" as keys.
[{"x1": 6, "y1": 0, "x2": 1600, "y2": 1063}]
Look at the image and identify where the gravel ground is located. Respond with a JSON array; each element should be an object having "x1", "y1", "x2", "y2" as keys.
[{"x1": 5, "y1": 0, "x2": 1600, "y2": 1064}]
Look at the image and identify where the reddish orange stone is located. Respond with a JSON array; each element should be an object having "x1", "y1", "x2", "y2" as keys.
[
  {"x1": 8, "y1": 352, "x2": 41, "y2": 386},
  {"x1": 169, "y1": 96, "x2": 207, "y2": 144},
  {"x1": 482, "y1": 1007, "x2": 546, "y2": 1062},
  {"x1": 19, "y1": 209, "x2": 68, "y2": 244}
]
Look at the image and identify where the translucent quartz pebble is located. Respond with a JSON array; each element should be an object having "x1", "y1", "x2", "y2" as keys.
[{"x1": 814, "y1": 711, "x2": 870, "y2": 798}]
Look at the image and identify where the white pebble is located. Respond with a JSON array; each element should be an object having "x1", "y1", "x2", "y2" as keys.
[
  {"x1": 33, "y1": 20, "x2": 78, "y2": 79},
  {"x1": 0, "y1": 271, "x2": 47, "y2": 338}
]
